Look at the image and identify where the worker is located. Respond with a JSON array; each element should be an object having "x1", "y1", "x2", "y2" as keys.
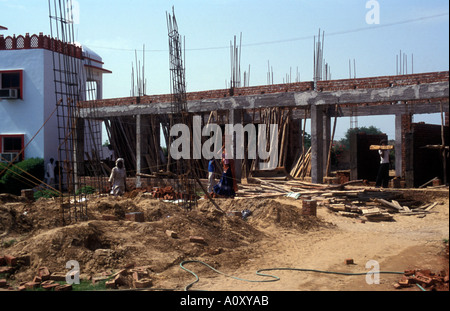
[
  {"x1": 207, "y1": 159, "x2": 216, "y2": 193},
  {"x1": 212, "y1": 144, "x2": 237, "y2": 198},
  {"x1": 109, "y1": 158, "x2": 126, "y2": 196},
  {"x1": 375, "y1": 139, "x2": 390, "y2": 188},
  {"x1": 46, "y1": 158, "x2": 55, "y2": 187},
  {"x1": 212, "y1": 162, "x2": 236, "y2": 198}
]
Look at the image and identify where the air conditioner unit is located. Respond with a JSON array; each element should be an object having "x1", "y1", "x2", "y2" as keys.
[
  {"x1": 0, "y1": 89, "x2": 18, "y2": 99},
  {"x1": 0, "y1": 152, "x2": 19, "y2": 163}
]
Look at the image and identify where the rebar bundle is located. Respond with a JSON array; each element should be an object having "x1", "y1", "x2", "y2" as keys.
[
  {"x1": 48, "y1": 0, "x2": 105, "y2": 224},
  {"x1": 166, "y1": 7, "x2": 197, "y2": 210}
]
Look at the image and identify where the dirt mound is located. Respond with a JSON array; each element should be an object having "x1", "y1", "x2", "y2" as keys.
[
  {"x1": 199, "y1": 198, "x2": 333, "y2": 231},
  {"x1": 0, "y1": 204, "x2": 33, "y2": 235},
  {"x1": 1, "y1": 195, "x2": 332, "y2": 288}
]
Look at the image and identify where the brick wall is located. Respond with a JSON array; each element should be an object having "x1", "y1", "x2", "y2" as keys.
[
  {"x1": 405, "y1": 123, "x2": 449, "y2": 187},
  {"x1": 79, "y1": 71, "x2": 449, "y2": 109},
  {"x1": 79, "y1": 176, "x2": 186, "y2": 193}
]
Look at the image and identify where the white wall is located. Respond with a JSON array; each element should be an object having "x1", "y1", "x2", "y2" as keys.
[
  {"x1": 0, "y1": 49, "x2": 46, "y2": 159},
  {"x1": 1, "y1": 47, "x2": 105, "y2": 165}
]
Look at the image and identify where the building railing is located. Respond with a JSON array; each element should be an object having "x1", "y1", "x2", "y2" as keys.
[{"x1": 0, "y1": 32, "x2": 82, "y2": 59}]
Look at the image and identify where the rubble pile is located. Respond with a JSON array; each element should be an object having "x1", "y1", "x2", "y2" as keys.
[{"x1": 394, "y1": 269, "x2": 449, "y2": 291}]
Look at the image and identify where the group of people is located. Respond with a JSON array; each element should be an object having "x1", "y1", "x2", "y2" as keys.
[{"x1": 47, "y1": 138, "x2": 389, "y2": 197}]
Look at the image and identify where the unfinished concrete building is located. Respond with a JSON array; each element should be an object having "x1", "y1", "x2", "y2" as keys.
[{"x1": 76, "y1": 70, "x2": 449, "y2": 190}]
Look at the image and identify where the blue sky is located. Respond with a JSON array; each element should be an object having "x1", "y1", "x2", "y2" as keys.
[{"x1": 1, "y1": 0, "x2": 449, "y2": 140}]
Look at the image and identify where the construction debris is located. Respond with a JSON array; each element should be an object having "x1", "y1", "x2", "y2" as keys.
[{"x1": 393, "y1": 269, "x2": 449, "y2": 291}]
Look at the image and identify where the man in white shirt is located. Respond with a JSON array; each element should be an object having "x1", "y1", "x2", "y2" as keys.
[
  {"x1": 109, "y1": 158, "x2": 126, "y2": 196},
  {"x1": 375, "y1": 139, "x2": 390, "y2": 188},
  {"x1": 46, "y1": 158, "x2": 55, "y2": 187}
]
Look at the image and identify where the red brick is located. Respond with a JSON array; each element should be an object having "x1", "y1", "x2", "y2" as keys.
[
  {"x1": 302, "y1": 200, "x2": 317, "y2": 216},
  {"x1": 24, "y1": 282, "x2": 40, "y2": 290},
  {"x1": 125, "y1": 212, "x2": 145, "y2": 222},
  {"x1": 17, "y1": 255, "x2": 31, "y2": 266},
  {"x1": 33, "y1": 276, "x2": 42, "y2": 283},
  {"x1": 411, "y1": 272, "x2": 434, "y2": 286},
  {"x1": 189, "y1": 236, "x2": 206, "y2": 244},
  {"x1": 0, "y1": 266, "x2": 14, "y2": 274},
  {"x1": 4, "y1": 255, "x2": 17, "y2": 266},
  {"x1": 38, "y1": 267, "x2": 51, "y2": 281},
  {"x1": 345, "y1": 258, "x2": 354, "y2": 265},
  {"x1": 49, "y1": 272, "x2": 66, "y2": 281},
  {"x1": 133, "y1": 278, "x2": 152, "y2": 289},
  {"x1": 42, "y1": 283, "x2": 59, "y2": 291},
  {"x1": 102, "y1": 214, "x2": 118, "y2": 221}
]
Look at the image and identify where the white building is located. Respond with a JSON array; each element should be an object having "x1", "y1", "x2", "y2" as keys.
[{"x1": 0, "y1": 32, "x2": 110, "y2": 165}]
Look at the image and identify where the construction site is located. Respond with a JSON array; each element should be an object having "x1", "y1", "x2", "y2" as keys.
[{"x1": 0, "y1": 2, "x2": 449, "y2": 293}]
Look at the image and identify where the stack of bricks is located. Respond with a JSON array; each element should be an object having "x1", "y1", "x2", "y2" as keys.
[
  {"x1": 151, "y1": 186, "x2": 199, "y2": 201},
  {"x1": 151, "y1": 186, "x2": 176, "y2": 199},
  {"x1": 302, "y1": 199, "x2": 317, "y2": 217}
]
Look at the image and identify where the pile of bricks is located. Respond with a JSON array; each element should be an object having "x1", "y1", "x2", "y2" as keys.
[
  {"x1": 151, "y1": 186, "x2": 199, "y2": 201},
  {"x1": 151, "y1": 186, "x2": 176, "y2": 200},
  {"x1": 0, "y1": 254, "x2": 31, "y2": 289},
  {"x1": 394, "y1": 269, "x2": 449, "y2": 291},
  {"x1": 16, "y1": 267, "x2": 72, "y2": 291},
  {"x1": 102, "y1": 265, "x2": 153, "y2": 289},
  {"x1": 0, "y1": 254, "x2": 73, "y2": 291}
]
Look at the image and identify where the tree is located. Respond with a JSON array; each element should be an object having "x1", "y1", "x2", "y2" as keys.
[{"x1": 339, "y1": 126, "x2": 383, "y2": 149}]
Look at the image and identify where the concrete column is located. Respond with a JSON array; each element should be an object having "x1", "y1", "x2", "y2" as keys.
[
  {"x1": 136, "y1": 114, "x2": 142, "y2": 188},
  {"x1": 311, "y1": 104, "x2": 324, "y2": 184},
  {"x1": 323, "y1": 111, "x2": 331, "y2": 176},
  {"x1": 395, "y1": 113, "x2": 403, "y2": 177}
]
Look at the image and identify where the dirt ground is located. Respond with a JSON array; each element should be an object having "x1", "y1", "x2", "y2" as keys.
[{"x1": 0, "y1": 187, "x2": 448, "y2": 291}]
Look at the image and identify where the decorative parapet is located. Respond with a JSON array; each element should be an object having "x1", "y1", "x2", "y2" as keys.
[{"x1": 0, "y1": 32, "x2": 82, "y2": 59}]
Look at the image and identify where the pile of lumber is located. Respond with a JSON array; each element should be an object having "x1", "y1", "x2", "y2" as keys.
[
  {"x1": 323, "y1": 191, "x2": 439, "y2": 221},
  {"x1": 289, "y1": 147, "x2": 312, "y2": 178}
]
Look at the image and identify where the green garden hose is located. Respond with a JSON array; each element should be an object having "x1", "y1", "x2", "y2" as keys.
[{"x1": 180, "y1": 260, "x2": 405, "y2": 291}]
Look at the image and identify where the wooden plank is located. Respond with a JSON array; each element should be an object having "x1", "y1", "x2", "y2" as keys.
[
  {"x1": 369, "y1": 145, "x2": 394, "y2": 150},
  {"x1": 425, "y1": 202, "x2": 438, "y2": 211},
  {"x1": 392, "y1": 200, "x2": 408, "y2": 212},
  {"x1": 374, "y1": 198, "x2": 403, "y2": 212}
]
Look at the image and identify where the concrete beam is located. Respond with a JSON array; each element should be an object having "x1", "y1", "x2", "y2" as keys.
[{"x1": 79, "y1": 81, "x2": 449, "y2": 119}]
